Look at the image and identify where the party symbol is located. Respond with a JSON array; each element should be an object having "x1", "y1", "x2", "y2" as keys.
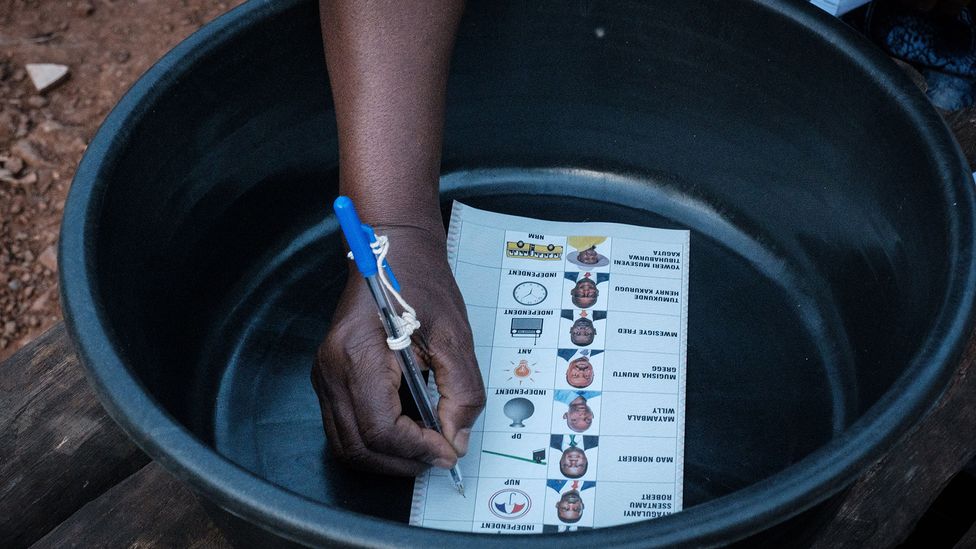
[
  {"x1": 511, "y1": 317, "x2": 544, "y2": 344},
  {"x1": 489, "y1": 489, "x2": 532, "y2": 519},
  {"x1": 504, "y1": 397, "x2": 535, "y2": 428}
]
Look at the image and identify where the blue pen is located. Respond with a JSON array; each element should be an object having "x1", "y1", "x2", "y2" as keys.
[{"x1": 333, "y1": 196, "x2": 465, "y2": 496}]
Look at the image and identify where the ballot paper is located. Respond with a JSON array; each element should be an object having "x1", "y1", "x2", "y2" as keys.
[{"x1": 410, "y1": 202, "x2": 690, "y2": 534}]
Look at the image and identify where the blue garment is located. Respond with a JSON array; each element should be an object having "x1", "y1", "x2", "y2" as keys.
[{"x1": 867, "y1": 1, "x2": 976, "y2": 109}]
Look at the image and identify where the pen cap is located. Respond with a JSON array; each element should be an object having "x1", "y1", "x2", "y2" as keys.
[{"x1": 333, "y1": 196, "x2": 378, "y2": 277}]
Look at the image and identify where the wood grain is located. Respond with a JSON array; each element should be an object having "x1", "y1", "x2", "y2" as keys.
[
  {"x1": 30, "y1": 461, "x2": 230, "y2": 549},
  {"x1": 0, "y1": 323, "x2": 149, "y2": 548},
  {"x1": 810, "y1": 331, "x2": 976, "y2": 548}
]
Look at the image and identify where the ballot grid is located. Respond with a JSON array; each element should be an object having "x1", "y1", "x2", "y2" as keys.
[{"x1": 412, "y1": 203, "x2": 689, "y2": 534}]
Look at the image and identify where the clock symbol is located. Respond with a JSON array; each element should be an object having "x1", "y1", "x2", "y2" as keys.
[{"x1": 513, "y1": 281, "x2": 547, "y2": 306}]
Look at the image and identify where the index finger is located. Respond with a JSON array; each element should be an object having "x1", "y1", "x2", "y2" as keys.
[
  {"x1": 345, "y1": 356, "x2": 459, "y2": 466},
  {"x1": 425, "y1": 328, "x2": 486, "y2": 455}
]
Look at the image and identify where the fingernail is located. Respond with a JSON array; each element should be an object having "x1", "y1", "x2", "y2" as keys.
[
  {"x1": 453, "y1": 428, "x2": 472, "y2": 456},
  {"x1": 433, "y1": 457, "x2": 455, "y2": 469}
]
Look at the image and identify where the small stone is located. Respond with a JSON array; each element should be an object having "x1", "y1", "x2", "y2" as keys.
[
  {"x1": 76, "y1": 0, "x2": 95, "y2": 16},
  {"x1": 12, "y1": 69, "x2": 25, "y2": 82},
  {"x1": 39, "y1": 120, "x2": 63, "y2": 133},
  {"x1": 0, "y1": 111, "x2": 17, "y2": 144},
  {"x1": 26, "y1": 95, "x2": 48, "y2": 108},
  {"x1": 1, "y1": 338, "x2": 8, "y2": 349},
  {"x1": 9, "y1": 200, "x2": 22, "y2": 215},
  {"x1": 24, "y1": 63, "x2": 70, "y2": 94},
  {"x1": 38, "y1": 245, "x2": 57, "y2": 272},
  {"x1": 28, "y1": 315, "x2": 40, "y2": 327},
  {"x1": 113, "y1": 50, "x2": 131, "y2": 63},
  {"x1": 7, "y1": 279, "x2": 20, "y2": 291},
  {"x1": 4, "y1": 155, "x2": 24, "y2": 175},
  {"x1": 3, "y1": 321, "x2": 15, "y2": 336},
  {"x1": 70, "y1": 136, "x2": 87, "y2": 152},
  {"x1": 24, "y1": 286, "x2": 34, "y2": 298},
  {"x1": 11, "y1": 140, "x2": 45, "y2": 166},
  {"x1": 20, "y1": 272, "x2": 30, "y2": 283},
  {"x1": 36, "y1": 169, "x2": 53, "y2": 193},
  {"x1": 30, "y1": 289, "x2": 51, "y2": 312},
  {"x1": 15, "y1": 172, "x2": 38, "y2": 186}
]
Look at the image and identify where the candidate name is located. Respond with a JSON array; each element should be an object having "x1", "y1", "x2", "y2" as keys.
[
  {"x1": 613, "y1": 370, "x2": 677, "y2": 380},
  {"x1": 618, "y1": 455, "x2": 675, "y2": 463},
  {"x1": 615, "y1": 286, "x2": 680, "y2": 303},
  {"x1": 617, "y1": 327, "x2": 678, "y2": 337},
  {"x1": 613, "y1": 250, "x2": 681, "y2": 270},
  {"x1": 628, "y1": 408, "x2": 676, "y2": 422}
]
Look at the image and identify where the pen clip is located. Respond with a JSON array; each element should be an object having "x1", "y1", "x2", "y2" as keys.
[{"x1": 361, "y1": 224, "x2": 402, "y2": 293}]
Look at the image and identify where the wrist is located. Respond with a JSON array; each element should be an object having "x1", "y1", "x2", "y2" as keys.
[
  {"x1": 338, "y1": 189, "x2": 443, "y2": 235},
  {"x1": 373, "y1": 223, "x2": 448, "y2": 252}
]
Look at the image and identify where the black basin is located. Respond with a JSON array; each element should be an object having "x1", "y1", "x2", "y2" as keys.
[{"x1": 61, "y1": 0, "x2": 976, "y2": 546}]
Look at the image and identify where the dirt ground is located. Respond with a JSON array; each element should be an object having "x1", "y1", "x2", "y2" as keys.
[{"x1": 0, "y1": 0, "x2": 245, "y2": 362}]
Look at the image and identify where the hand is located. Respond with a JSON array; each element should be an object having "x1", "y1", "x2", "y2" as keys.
[{"x1": 312, "y1": 225, "x2": 486, "y2": 475}]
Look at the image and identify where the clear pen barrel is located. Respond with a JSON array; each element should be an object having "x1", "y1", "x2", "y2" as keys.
[{"x1": 364, "y1": 275, "x2": 440, "y2": 431}]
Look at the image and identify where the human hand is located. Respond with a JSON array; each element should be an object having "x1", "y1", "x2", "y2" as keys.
[{"x1": 312, "y1": 225, "x2": 486, "y2": 475}]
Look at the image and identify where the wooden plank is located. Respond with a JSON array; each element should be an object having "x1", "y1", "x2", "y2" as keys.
[
  {"x1": 0, "y1": 323, "x2": 150, "y2": 547},
  {"x1": 809, "y1": 331, "x2": 976, "y2": 548},
  {"x1": 943, "y1": 106, "x2": 976, "y2": 171},
  {"x1": 30, "y1": 461, "x2": 230, "y2": 549}
]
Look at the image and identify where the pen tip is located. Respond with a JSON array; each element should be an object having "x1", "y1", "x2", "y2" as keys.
[{"x1": 458, "y1": 485, "x2": 465, "y2": 498}]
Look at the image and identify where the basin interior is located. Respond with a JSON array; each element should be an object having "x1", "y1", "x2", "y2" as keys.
[{"x1": 88, "y1": 0, "x2": 954, "y2": 528}]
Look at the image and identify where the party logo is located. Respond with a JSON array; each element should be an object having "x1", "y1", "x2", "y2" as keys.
[
  {"x1": 506, "y1": 241, "x2": 563, "y2": 261},
  {"x1": 489, "y1": 489, "x2": 532, "y2": 519}
]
